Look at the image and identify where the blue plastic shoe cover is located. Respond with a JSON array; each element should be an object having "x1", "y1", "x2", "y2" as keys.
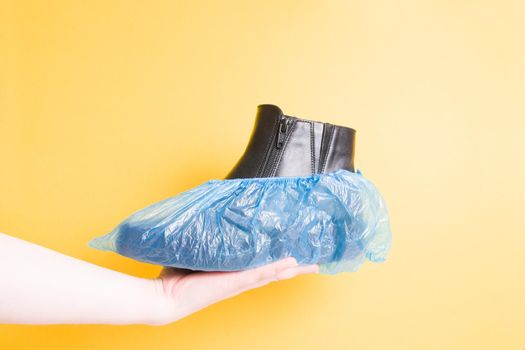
[{"x1": 88, "y1": 168, "x2": 392, "y2": 274}]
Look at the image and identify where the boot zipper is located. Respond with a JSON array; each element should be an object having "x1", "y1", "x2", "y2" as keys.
[
  {"x1": 276, "y1": 117, "x2": 289, "y2": 149},
  {"x1": 260, "y1": 116, "x2": 292, "y2": 177}
]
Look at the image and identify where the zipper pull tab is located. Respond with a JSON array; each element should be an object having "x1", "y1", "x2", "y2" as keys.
[{"x1": 276, "y1": 118, "x2": 288, "y2": 149}]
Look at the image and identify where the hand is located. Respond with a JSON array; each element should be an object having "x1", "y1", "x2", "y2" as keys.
[
  {"x1": 152, "y1": 257, "x2": 319, "y2": 325},
  {"x1": 0, "y1": 232, "x2": 318, "y2": 326}
]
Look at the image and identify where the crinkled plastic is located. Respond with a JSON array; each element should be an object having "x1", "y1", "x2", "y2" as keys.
[{"x1": 89, "y1": 168, "x2": 392, "y2": 274}]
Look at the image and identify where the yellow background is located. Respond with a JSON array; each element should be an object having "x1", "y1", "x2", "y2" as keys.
[{"x1": 1, "y1": 1, "x2": 524, "y2": 349}]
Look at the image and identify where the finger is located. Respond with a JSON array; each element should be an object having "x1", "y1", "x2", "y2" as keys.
[
  {"x1": 250, "y1": 264, "x2": 320, "y2": 289},
  {"x1": 203, "y1": 257, "x2": 298, "y2": 299},
  {"x1": 230, "y1": 261, "x2": 320, "y2": 295},
  {"x1": 276, "y1": 263, "x2": 319, "y2": 280},
  {"x1": 233, "y1": 257, "x2": 299, "y2": 287}
]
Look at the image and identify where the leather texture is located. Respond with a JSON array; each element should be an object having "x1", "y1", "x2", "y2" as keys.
[{"x1": 225, "y1": 104, "x2": 356, "y2": 179}]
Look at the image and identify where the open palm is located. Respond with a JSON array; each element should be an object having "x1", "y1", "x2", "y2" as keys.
[{"x1": 155, "y1": 257, "x2": 319, "y2": 325}]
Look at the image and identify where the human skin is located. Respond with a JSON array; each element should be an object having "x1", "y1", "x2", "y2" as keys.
[{"x1": 0, "y1": 232, "x2": 319, "y2": 325}]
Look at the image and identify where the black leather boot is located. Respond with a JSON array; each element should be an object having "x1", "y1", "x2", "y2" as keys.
[{"x1": 225, "y1": 104, "x2": 356, "y2": 179}]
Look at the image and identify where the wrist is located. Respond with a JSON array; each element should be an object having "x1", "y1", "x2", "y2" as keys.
[{"x1": 140, "y1": 278, "x2": 177, "y2": 326}]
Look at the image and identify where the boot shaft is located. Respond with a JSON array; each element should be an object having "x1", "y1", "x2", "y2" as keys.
[{"x1": 225, "y1": 104, "x2": 356, "y2": 179}]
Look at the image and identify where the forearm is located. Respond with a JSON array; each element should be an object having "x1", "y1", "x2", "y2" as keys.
[{"x1": 0, "y1": 232, "x2": 166, "y2": 325}]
